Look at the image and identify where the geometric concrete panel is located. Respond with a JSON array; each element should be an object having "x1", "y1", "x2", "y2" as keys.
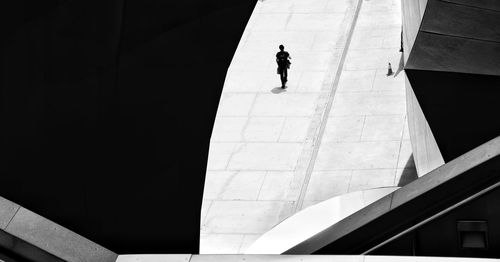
[
  {"x1": 421, "y1": 0, "x2": 500, "y2": 43},
  {"x1": 406, "y1": 69, "x2": 500, "y2": 162},
  {"x1": 287, "y1": 136, "x2": 500, "y2": 255},
  {"x1": 443, "y1": 0, "x2": 500, "y2": 12},
  {"x1": 406, "y1": 32, "x2": 500, "y2": 75},
  {"x1": 245, "y1": 187, "x2": 399, "y2": 254},
  {"x1": 404, "y1": 0, "x2": 500, "y2": 173}
]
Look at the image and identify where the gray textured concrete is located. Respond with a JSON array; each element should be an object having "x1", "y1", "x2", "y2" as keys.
[
  {"x1": 114, "y1": 255, "x2": 500, "y2": 262},
  {"x1": 5, "y1": 207, "x2": 117, "y2": 262},
  {"x1": 0, "y1": 196, "x2": 19, "y2": 230}
]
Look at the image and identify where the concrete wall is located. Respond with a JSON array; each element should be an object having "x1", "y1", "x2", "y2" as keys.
[
  {"x1": 405, "y1": 76, "x2": 444, "y2": 176},
  {"x1": 401, "y1": 0, "x2": 427, "y2": 63},
  {"x1": 402, "y1": 0, "x2": 444, "y2": 176},
  {"x1": 404, "y1": 0, "x2": 500, "y2": 168}
]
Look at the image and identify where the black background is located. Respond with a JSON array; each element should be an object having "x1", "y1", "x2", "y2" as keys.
[{"x1": 0, "y1": 0, "x2": 254, "y2": 254}]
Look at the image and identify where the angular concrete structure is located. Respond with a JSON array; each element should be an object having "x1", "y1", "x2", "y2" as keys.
[
  {"x1": 403, "y1": 0, "x2": 500, "y2": 175},
  {"x1": 286, "y1": 136, "x2": 500, "y2": 257}
]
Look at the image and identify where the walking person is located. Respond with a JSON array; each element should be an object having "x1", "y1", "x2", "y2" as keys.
[{"x1": 276, "y1": 45, "x2": 291, "y2": 89}]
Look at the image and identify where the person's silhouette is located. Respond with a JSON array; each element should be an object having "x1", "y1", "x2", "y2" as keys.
[{"x1": 276, "y1": 45, "x2": 291, "y2": 89}]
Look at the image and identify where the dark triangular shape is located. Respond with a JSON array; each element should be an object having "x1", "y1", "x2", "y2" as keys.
[{"x1": 406, "y1": 68, "x2": 500, "y2": 162}]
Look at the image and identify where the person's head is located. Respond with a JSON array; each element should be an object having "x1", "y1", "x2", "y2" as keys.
[{"x1": 279, "y1": 44, "x2": 284, "y2": 51}]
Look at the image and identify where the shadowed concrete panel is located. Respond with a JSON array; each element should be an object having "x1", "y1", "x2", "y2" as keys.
[
  {"x1": 405, "y1": 69, "x2": 500, "y2": 161},
  {"x1": 442, "y1": 0, "x2": 500, "y2": 12},
  {"x1": 421, "y1": 0, "x2": 500, "y2": 43},
  {"x1": 404, "y1": 0, "x2": 500, "y2": 170},
  {"x1": 5, "y1": 208, "x2": 116, "y2": 262},
  {"x1": 406, "y1": 32, "x2": 500, "y2": 75}
]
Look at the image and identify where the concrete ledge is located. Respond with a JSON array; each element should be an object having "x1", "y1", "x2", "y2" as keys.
[
  {"x1": 115, "y1": 255, "x2": 500, "y2": 262},
  {"x1": 190, "y1": 255, "x2": 362, "y2": 262},
  {"x1": 0, "y1": 230, "x2": 65, "y2": 262},
  {"x1": 4, "y1": 207, "x2": 117, "y2": 262},
  {"x1": 0, "y1": 196, "x2": 118, "y2": 262},
  {"x1": 0, "y1": 196, "x2": 19, "y2": 230}
]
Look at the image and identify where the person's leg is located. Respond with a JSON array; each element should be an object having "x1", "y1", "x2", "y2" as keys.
[{"x1": 280, "y1": 72, "x2": 285, "y2": 88}]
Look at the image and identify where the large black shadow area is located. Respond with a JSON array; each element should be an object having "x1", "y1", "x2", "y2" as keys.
[{"x1": 0, "y1": 0, "x2": 255, "y2": 254}]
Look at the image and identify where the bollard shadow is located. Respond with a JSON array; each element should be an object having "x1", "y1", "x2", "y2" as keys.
[
  {"x1": 396, "y1": 154, "x2": 419, "y2": 187},
  {"x1": 271, "y1": 87, "x2": 287, "y2": 94},
  {"x1": 393, "y1": 52, "x2": 405, "y2": 78}
]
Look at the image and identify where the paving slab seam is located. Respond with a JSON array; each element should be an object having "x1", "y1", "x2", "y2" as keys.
[
  {"x1": 279, "y1": 34, "x2": 347, "y2": 214},
  {"x1": 4, "y1": 205, "x2": 20, "y2": 230},
  {"x1": 290, "y1": 0, "x2": 364, "y2": 213}
]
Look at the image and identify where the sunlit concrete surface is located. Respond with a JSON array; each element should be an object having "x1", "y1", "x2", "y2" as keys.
[
  {"x1": 302, "y1": 0, "x2": 414, "y2": 210},
  {"x1": 245, "y1": 187, "x2": 399, "y2": 254},
  {"x1": 201, "y1": 0, "x2": 415, "y2": 254},
  {"x1": 116, "y1": 255, "x2": 500, "y2": 262}
]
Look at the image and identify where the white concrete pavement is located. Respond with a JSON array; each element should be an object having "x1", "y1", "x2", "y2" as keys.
[
  {"x1": 201, "y1": 0, "x2": 415, "y2": 254},
  {"x1": 302, "y1": 0, "x2": 414, "y2": 209}
]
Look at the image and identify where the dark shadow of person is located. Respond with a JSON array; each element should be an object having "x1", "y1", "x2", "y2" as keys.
[{"x1": 271, "y1": 87, "x2": 287, "y2": 94}]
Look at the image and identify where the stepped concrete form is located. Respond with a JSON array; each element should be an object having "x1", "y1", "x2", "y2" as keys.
[{"x1": 202, "y1": 0, "x2": 414, "y2": 253}]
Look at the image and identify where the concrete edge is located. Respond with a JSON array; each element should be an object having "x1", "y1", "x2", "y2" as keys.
[
  {"x1": 285, "y1": 135, "x2": 500, "y2": 254},
  {"x1": 0, "y1": 196, "x2": 117, "y2": 262},
  {"x1": 0, "y1": 196, "x2": 20, "y2": 230},
  {"x1": 116, "y1": 254, "x2": 192, "y2": 262},
  {"x1": 115, "y1": 254, "x2": 500, "y2": 262},
  {"x1": 390, "y1": 135, "x2": 500, "y2": 208}
]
